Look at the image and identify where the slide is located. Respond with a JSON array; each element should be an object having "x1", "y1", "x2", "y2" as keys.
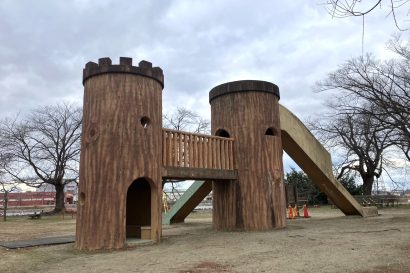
[
  {"x1": 163, "y1": 105, "x2": 376, "y2": 225},
  {"x1": 280, "y1": 105, "x2": 376, "y2": 217}
]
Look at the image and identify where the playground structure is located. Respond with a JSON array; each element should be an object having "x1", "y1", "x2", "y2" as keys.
[{"x1": 75, "y1": 57, "x2": 377, "y2": 250}]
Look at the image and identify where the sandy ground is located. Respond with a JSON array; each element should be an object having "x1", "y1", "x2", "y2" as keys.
[{"x1": 0, "y1": 206, "x2": 409, "y2": 273}]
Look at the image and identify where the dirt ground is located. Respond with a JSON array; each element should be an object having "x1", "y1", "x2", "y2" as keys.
[{"x1": 0, "y1": 206, "x2": 409, "y2": 273}]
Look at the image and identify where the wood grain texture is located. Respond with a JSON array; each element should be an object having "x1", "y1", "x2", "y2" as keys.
[
  {"x1": 210, "y1": 80, "x2": 286, "y2": 231},
  {"x1": 212, "y1": 179, "x2": 238, "y2": 230},
  {"x1": 76, "y1": 59, "x2": 163, "y2": 250}
]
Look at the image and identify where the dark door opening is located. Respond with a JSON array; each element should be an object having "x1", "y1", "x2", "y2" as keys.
[{"x1": 126, "y1": 178, "x2": 151, "y2": 238}]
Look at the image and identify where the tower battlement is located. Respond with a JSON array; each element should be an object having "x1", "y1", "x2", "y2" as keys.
[{"x1": 82, "y1": 57, "x2": 164, "y2": 87}]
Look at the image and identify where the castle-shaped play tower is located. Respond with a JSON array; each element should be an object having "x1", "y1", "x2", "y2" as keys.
[
  {"x1": 76, "y1": 58, "x2": 164, "y2": 249},
  {"x1": 75, "y1": 57, "x2": 376, "y2": 250},
  {"x1": 210, "y1": 81, "x2": 286, "y2": 230}
]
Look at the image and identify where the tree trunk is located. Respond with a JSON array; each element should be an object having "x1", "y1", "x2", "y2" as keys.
[
  {"x1": 3, "y1": 194, "x2": 7, "y2": 222},
  {"x1": 54, "y1": 183, "x2": 65, "y2": 213},
  {"x1": 361, "y1": 175, "x2": 374, "y2": 195}
]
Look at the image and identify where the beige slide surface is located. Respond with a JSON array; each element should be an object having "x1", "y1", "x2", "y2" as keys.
[{"x1": 279, "y1": 105, "x2": 371, "y2": 216}]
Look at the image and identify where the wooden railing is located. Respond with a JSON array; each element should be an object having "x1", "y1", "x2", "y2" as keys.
[{"x1": 162, "y1": 129, "x2": 234, "y2": 170}]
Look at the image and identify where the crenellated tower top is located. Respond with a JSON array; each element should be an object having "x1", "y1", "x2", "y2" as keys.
[{"x1": 82, "y1": 57, "x2": 164, "y2": 88}]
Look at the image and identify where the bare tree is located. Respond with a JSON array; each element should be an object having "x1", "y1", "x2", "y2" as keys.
[
  {"x1": 163, "y1": 107, "x2": 210, "y2": 134},
  {"x1": 309, "y1": 101, "x2": 395, "y2": 195},
  {"x1": 0, "y1": 104, "x2": 82, "y2": 213},
  {"x1": 0, "y1": 154, "x2": 18, "y2": 221},
  {"x1": 0, "y1": 181, "x2": 18, "y2": 222},
  {"x1": 326, "y1": 0, "x2": 410, "y2": 30},
  {"x1": 316, "y1": 45, "x2": 410, "y2": 161},
  {"x1": 162, "y1": 107, "x2": 210, "y2": 200}
]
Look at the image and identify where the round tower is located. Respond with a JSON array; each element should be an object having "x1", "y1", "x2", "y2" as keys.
[
  {"x1": 209, "y1": 80, "x2": 286, "y2": 230},
  {"x1": 76, "y1": 57, "x2": 164, "y2": 250}
]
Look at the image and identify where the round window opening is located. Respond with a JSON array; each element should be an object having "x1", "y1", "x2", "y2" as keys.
[{"x1": 140, "y1": 116, "x2": 150, "y2": 128}]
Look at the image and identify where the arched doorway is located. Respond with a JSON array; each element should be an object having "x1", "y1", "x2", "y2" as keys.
[
  {"x1": 126, "y1": 178, "x2": 152, "y2": 239},
  {"x1": 215, "y1": 129, "x2": 230, "y2": 138}
]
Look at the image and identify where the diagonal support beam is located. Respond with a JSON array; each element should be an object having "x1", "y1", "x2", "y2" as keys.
[{"x1": 163, "y1": 180, "x2": 212, "y2": 225}]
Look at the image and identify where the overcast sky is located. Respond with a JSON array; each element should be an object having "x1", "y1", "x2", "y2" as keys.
[{"x1": 1, "y1": 1, "x2": 409, "y2": 188}]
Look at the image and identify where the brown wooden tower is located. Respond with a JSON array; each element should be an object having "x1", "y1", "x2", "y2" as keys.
[
  {"x1": 210, "y1": 80, "x2": 287, "y2": 230},
  {"x1": 75, "y1": 57, "x2": 164, "y2": 250}
]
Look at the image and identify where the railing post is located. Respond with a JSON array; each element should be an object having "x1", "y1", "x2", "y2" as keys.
[
  {"x1": 229, "y1": 140, "x2": 234, "y2": 170},
  {"x1": 213, "y1": 138, "x2": 217, "y2": 169},
  {"x1": 192, "y1": 135, "x2": 198, "y2": 168},
  {"x1": 220, "y1": 139, "x2": 225, "y2": 169},
  {"x1": 173, "y1": 132, "x2": 178, "y2": 167},
  {"x1": 178, "y1": 132, "x2": 183, "y2": 167},
  {"x1": 208, "y1": 138, "x2": 212, "y2": 168},
  {"x1": 182, "y1": 133, "x2": 187, "y2": 167},
  {"x1": 199, "y1": 136, "x2": 203, "y2": 168},
  {"x1": 167, "y1": 131, "x2": 171, "y2": 166},
  {"x1": 189, "y1": 134, "x2": 193, "y2": 167},
  {"x1": 216, "y1": 139, "x2": 221, "y2": 169},
  {"x1": 162, "y1": 131, "x2": 167, "y2": 166},
  {"x1": 224, "y1": 140, "x2": 229, "y2": 170},
  {"x1": 204, "y1": 137, "x2": 208, "y2": 168}
]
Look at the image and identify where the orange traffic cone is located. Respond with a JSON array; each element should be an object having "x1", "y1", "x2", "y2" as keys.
[
  {"x1": 288, "y1": 205, "x2": 294, "y2": 219},
  {"x1": 303, "y1": 204, "x2": 310, "y2": 218},
  {"x1": 293, "y1": 204, "x2": 299, "y2": 218}
]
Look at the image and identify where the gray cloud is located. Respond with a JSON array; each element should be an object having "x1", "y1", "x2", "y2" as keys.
[
  {"x1": 1, "y1": 0, "x2": 408, "y2": 187},
  {"x1": 0, "y1": 0, "x2": 402, "y2": 118}
]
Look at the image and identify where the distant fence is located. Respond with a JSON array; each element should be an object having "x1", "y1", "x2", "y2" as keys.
[{"x1": 353, "y1": 195, "x2": 400, "y2": 207}]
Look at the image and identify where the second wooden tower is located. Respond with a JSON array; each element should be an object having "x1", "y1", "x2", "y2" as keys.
[{"x1": 210, "y1": 80, "x2": 286, "y2": 230}]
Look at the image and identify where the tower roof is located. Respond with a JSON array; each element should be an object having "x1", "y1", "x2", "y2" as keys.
[
  {"x1": 209, "y1": 80, "x2": 280, "y2": 103},
  {"x1": 83, "y1": 57, "x2": 164, "y2": 88}
]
